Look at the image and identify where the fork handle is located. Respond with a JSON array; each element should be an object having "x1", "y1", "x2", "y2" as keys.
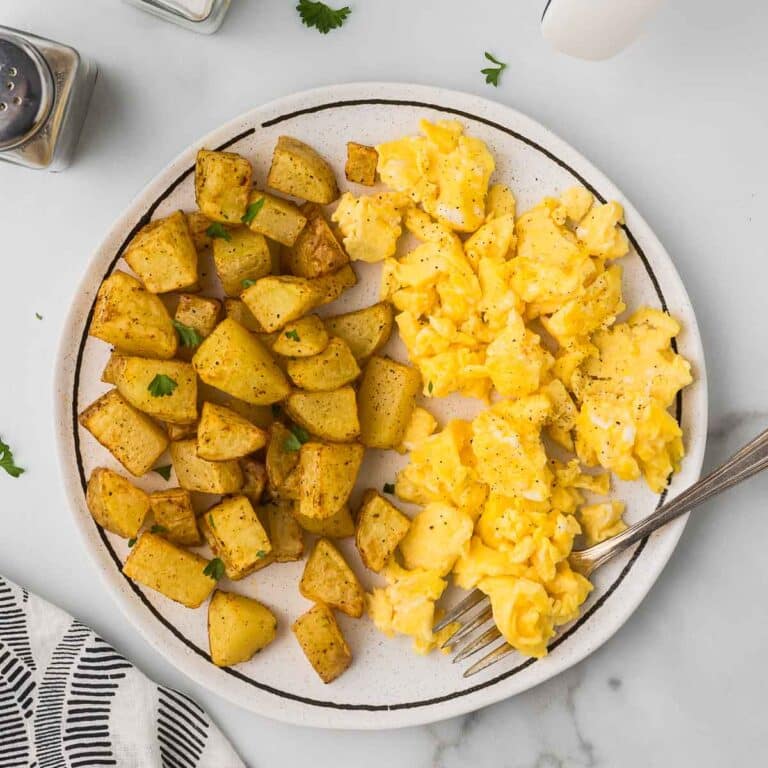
[{"x1": 573, "y1": 425, "x2": 768, "y2": 575}]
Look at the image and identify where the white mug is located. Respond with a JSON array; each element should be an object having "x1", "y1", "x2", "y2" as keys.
[{"x1": 541, "y1": 0, "x2": 665, "y2": 60}]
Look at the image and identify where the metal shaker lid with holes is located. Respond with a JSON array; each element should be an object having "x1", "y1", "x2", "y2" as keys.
[{"x1": 0, "y1": 34, "x2": 54, "y2": 151}]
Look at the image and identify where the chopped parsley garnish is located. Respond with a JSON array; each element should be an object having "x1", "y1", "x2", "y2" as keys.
[
  {"x1": 148, "y1": 374, "x2": 177, "y2": 397},
  {"x1": 127, "y1": 537, "x2": 137, "y2": 548},
  {"x1": 242, "y1": 198, "x2": 265, "y2": 225},
  {"x1": 383, "y1": 482, "x2": 395, "y2": 494},
  {"x1": 427, "y1": 381, "x2": 434, "y2": 394},
  {"x1": 284, "y1": 432, "x2": 302, "y2": 452},
  {"x1": 35, "y1": 312, "x2": 43, "y2": 320},
  {"x1": 206, "y1": 222, "x2": 231, "y2": 241},
  {"x1": 296, "y1": 0, "x2": 351, "y2": 33},
  {"x1": 481, "y1": 51, "x2": 507, "y2": 87},
  {"x1": 203, "y1": 557, "x2": 225, "y2": 580},
  {"x1": 242, "y1": 278, "x2": 257, "y2": 289},
  {"x1": 150, "y1": 524, "x2": 167, "y2": 534},
  {"x1": 256, "y1": 550, "x2": 267, "y2": 559},
  {"x1": 285, "y1": 329, "x2": 301, "y2": 342},
  {"x1": 152, "y1": 464, "x2": 172, "y2": 481},
  {"x1": 173, "y1": 319, "x2": 203, "y2": 348},
  {"x1": 0, "y1": 437, "x2": 24, "y2": 478}
]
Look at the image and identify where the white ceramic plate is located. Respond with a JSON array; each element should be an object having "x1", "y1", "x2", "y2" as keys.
[{"x1": 55, "y1": 83, "x2": 707, "y2": 729}]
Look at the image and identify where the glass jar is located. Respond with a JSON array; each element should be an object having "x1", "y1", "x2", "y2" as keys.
[
  {"x1": 122, "y1": 0, "x2": 231, "y2": 34},
  {"x1": 0, "y1": 26, "x2": 97, "y2": 171}
]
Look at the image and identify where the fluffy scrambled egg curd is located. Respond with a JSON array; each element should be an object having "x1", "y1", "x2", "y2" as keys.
[{"x1": 342, "y1": 119, "x2": 692, "y2": 658}]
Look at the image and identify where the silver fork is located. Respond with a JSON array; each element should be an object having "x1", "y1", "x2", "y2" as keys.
[{"x1": 436, "y1": 425, "x2": 768, "y2": 677}]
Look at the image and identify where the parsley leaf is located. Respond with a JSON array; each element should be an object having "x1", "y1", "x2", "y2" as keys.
[
  {"x1": 285, "y1": 329, "x2": 301, "y2": 342},
  {"x1": 203, "y1": 557, "x2": 225, "y2": 580},
  {"x1": 296, "y1": 0, "x2": 351, "y2": 34},
  {"x1": 256, "y1": 549, "x2": 267, "y2": 559},
  {"x1": 383, "y1": 482, "x2": 395, "y2": 494},
  {"x1": 427, "y1": 381, "x2": 434, "y2": 394},
  {"x1": 291, "y1": 424, "x2": 310, "y2": 444},
  {"x1": 173, "y1": 320, "x2": 203, "y2": 348},
  {"x1": 148, "y1": 374, "x2": 177, "y2": 397},
  {"x1": 127, "y1": 536, "x2": 137, "y2": 548},
  {"x1": 242, "y1": 198, "x2": 265, "y2": 225},
  {"x1": 153, "y1": 464, "x2": 172, "y2": 481},
  {"x1": 284, "y1": 432, "x2": 302, "y2": 452},
  {"x1": 241, "y1": 278, "x2": 257, "y2": 289},
  {"x1": 150, "y1": 524, "x2": 167, "y2": 534},
  {"x1": 0, "y1": 437, "x2": 24, "y2": 478},
  {"x1": 206, "y1": 222, "x2": 231, "y2": 241},
  {"x1": 35, "y1": 312, "x2": 43, "y2": 320},
  {"x1": 481, "y1": 51, "x2": 507, "y2": 87}
]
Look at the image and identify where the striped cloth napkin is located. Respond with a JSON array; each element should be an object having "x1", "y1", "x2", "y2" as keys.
[{"x1": 0, "y1": 574, "x2": 245, "y2": 768}]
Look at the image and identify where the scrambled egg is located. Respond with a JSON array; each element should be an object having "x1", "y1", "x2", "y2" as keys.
[{"x1": 345, "y1": 119, "x2": 693, "y2": 658}]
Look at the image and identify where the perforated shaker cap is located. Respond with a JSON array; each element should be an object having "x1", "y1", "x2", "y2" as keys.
[{"x1": 0, "y1": 34, "x2": 54, "y2": 151}]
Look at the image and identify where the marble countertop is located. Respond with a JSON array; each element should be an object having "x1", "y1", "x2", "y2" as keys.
[{"x1": 1, "y1": 0, "x2": 766, "y2": 764}]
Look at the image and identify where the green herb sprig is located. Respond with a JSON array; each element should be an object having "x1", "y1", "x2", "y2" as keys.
[
  {"x1": 203, "y1": 557, "x2": 226, "y2": 580},
  {"x1": 206, "y1": 222, "x2": 231, "y2": 241},
  {"x1": 481, "y1": 52, "x2": 507, "y2": 87},
  {"x1": 242, "y1": 198, "x2": 265, "y2": 225},
  {"x1": 0, "y1": 437, "x2": 24, "y2": 478},
  {"x1": 297, "y1": 0, "x2": 351, "y2": 34},
  {"x1": 173, "y1": 320, "x2": 203, "y2": 348},
  {"x1": 148, "y1": 374, "x2": 178, "y2": 397}
]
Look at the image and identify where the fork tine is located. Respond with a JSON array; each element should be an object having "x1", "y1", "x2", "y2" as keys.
[
  {"x1": 441, "y1": 605, "x2": 493, "y2": 649},
  {"x1": 434, "y1": 589, "x2": 487, "y2": 632},
  {"x1": 463, "y1": 641, "x2": 515, "y2": 677},
  {"x1": 452, "y1": 625, "x2": 502, "y2": 663}
]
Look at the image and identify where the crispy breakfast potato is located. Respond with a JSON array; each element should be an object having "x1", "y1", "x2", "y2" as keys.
[
  {"x1": 101, "y1": 351, "x2": 126, "y2": 385},
  {"x1": 223, "y1": 298, "x2": 265, "y2": 332},
  {"x1": 149, "y1": 487, "x2": 201, "y2": 546},
  {"x1": 241, "y1": 276, "x2": 322, "y2": 333},
  {"x1": 358, "y1": 356, "x2": 421, "y2": 449},
  {"x1": 345, "y1": 142, "x2": 378, "y2": 186},
  {"x1": 240, "y1": 457, "x2": 267, "y2": 506},
  {"x1": 299, "y1": 538, "x2": 364, "y2": 617},
  {"x1": 284, "y1": 204, "x2": 349, "y2": 278},
  {"x1": 265, "y1": 501, "x2": 304, "y2": 561},
  {"x1": 313, "y1": 264, "x2": 358, "y2": 305},
  {"x1": 124, "y1": 210, "x2": 198, "y2": 294},
  {"x1": 185, "y1": 211, "x2": 213, "y2": 251},
  {"x1": 293, "y1": 504, "x2": 355, "y2": 539},
  {"x1": 208, "y1": 590, "x2": 278, "y2": 667},
  {"x1": 200, "y1": 496, "x2": 272, "y2": 580},
  {"x1": 265, "y1": 422, "x2": 300, "y2": 495},
  {"x1": 89, "y1": 271, "x2": 178, "y2": 359},
  {"x1": 271, "y1": 315, "x2": 329, "y2": 358},
  {"x1": 245, "y1": 190, "x2": 307, "y2": 247},
  {"x1": 285, "y1": 388, "x2": 360, "y2": 442},
  {"x1": 267, "y1": 136, "x2": 339, "y2": 205},
  {"x1": 292, "y1": 603, "x2": 351, "y2": 684},
  {"x1": 174, "y1": 294, "x2": 221, "y2": 348},
  {"x1": 324, "y1": 302, "x2": 394, "y2": 361},
  {"x1": 79, "y1": 390, "x2": 169, "y2": 477},
  {"x1": 170, "y1": 438, "x2": 243, "y2": 494},
  {"x1": 164, "y1": 420, "x2": 197, "y2": 441},
  {"x1": 192, "y1": 318, "x2": 290, "y2": 405},
  {"x1": 285, "y1": 338, "x2": 360, "y2": 392},
  {"x1": 197, "y1": 402, "x2": 268, "y2": 461},
  {"x1": 114, "y1": 357, "x2": 198, "y2": 425},
  {"x1": 355, "y1": 490, "x2": 411, "y2": 572},
  {"x1": 123, "y1": 532, "x2": 215, "y2": 608},
  {"x1": 298, "y1": 441, "x2": 364, "y2": 520},
  {"x1": 195, "y1": 149, "x2": 252, "y2": 223},
  {"x1": 212, "y1": 227, "x2": 272, "y2": 296},
  {"x1": 86, "y1": 467, "x2": 150, "y2": 539}
]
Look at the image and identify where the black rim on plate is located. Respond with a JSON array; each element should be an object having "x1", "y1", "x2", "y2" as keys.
[{"x1": 71, "y1": 98, "x2": 681, "y2": 712}]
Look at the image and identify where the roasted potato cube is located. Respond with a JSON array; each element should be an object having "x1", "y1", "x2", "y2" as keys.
[
  {"x1": 298, "y1": 442, "x2": 364, "y2": 520},
  {"x1": 293, "y1": 504, "x2": 355, "y2": 538},
  {"x1": 358, "y1": 356, "x2": 421, "y2": 449},
  {"x1": 101, "y1": 351, "x2": 126, "y2": 384},
  {"x1": 286, "y1": 338, "x2": 360, "y2": 392},
  {"x1": 271, "y1": 315, "x2": 329, "y2": 358},
  {"x1": 174, "y1": 294, "x2": 221, "y2": 347},
  {"x1": 200, "y1": 496, "x2": 272, "y2": 580},
  {"x1": 195, "y1": 149, "x2": 252, "y2": 223},
  {"x1": 170, "y1": 439, "x2": 243, "y2": 494},
  {"x1": 267, "y1": 136, "x2": 338, "y2": 204},
  {"x1": 285, "y1": 388, "x2": 359, "y2": 442},
  {"x1": 223, "y1": 298, "x2": 264, "y2": 332},
  {"x1": 265, "y1": 422, "x2": 300, "y2": 494},
  {"x1": 245, "y1": 190, "x2": 307, "y2": 247},
  {"x1": 113, "y1": 357, "x2": 197, "y2": 425},
  {"x1": 313, "y1": 264, "x2": 357, "y2": 305},
  {"x1": 124, "y1": 211, "x2": 198, "y2": 294},
  {"x1": 197, "y1": 402, "x2": 268, "y2": 461},
  {"x1": 192, "y1": 318, "x2": 290, "y2": 405},
  {"x1": 89, "y1": 271, "x2": 177, "y2": 359},
  {"x1": 86, "y1": 467, "x2": 150, "y2": 538},
  {"x1": 185, "y1": 211, "x2": 213, "y2": 251},
  {"x1": 212, "y1": 227, "x2": 272, "y2": 296},
  {"x1": 292, "y1": 603, "x2": 351, "y2": 683},
  {"x1": 123, "y1": 532, "x2": 215, "y2": 608},
  {"x1": 284, "y1": 204, "x2": 348, "y2": 278},
  {"x1": 240, "y1": 458, "x2": 267, "y2": 506},
  {"x1": 149, "y1": 487, "x2": 201, "y2": 546},
  {"x1": 208, "y1": 590, "x2": 277, "y2": 667},
  {"x1": 355, "y1": 490, "x2": 411, "y2": 572},
  {"x1": 241, "y1": 276, "x2": 322, "y2": 333},
  {"x1": 300, "y1": 538, "x2": 364, "y2": 617},
  {"x1": 164, "y1": 420, "x2": 197, "y2": 441},
  {"x1": 79, "y1": 390, "x2": 169, "y2": 476},
  {"x1": 345, "y1": 142, "x2": 378, "y2": 186},
  {"x1": 324, "y1": 302, "x2": 394, "y2": 361},
  {"x1": 265, "y1": 501, "x2": 304, "y2": 561}
]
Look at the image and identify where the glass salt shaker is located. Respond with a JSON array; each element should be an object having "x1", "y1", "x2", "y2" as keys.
[
  {"x1": 123, "y1": 0, "x2": 231, "y2": 34},
  {"x1": 0, "y1": 26, "x2": 97, "y2": 171}
]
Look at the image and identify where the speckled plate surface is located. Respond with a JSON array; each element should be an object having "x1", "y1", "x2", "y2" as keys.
[{"x1": 54, "y1": 83, "x2": 707, "y2": 729}]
